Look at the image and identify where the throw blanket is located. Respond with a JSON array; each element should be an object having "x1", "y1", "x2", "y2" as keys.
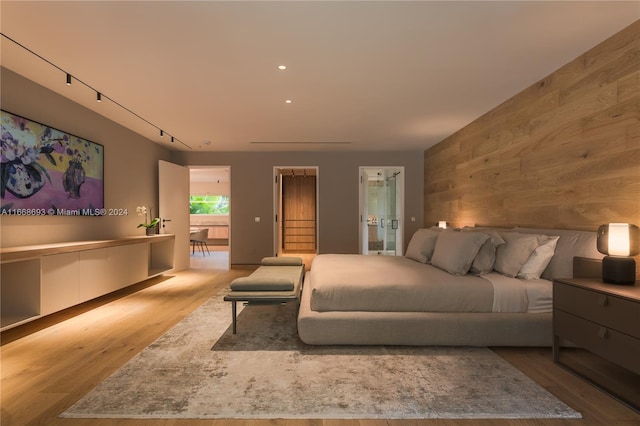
[{"x1": 482, "y1": 273, "x2": 528, "y2": 313}]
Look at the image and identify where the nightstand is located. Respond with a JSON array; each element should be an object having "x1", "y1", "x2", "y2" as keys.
[{"x1": 553, "y1": 277, "x2": 640, "y2": 412}]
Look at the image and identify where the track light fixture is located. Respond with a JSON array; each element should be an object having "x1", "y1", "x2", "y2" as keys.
[
  {"x1": 160, "y1": 130, "x2": 164, "y2": 137},
  {"x1": 0, "y1": 32, "x2": 191, "y2": 149}
]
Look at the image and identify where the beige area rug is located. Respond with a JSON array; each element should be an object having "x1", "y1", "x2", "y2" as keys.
[{"x1": 62, "y1": 291, "x2": 581, "y2": 420}]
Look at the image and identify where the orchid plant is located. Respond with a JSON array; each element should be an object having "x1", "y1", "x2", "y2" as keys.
[{"x1": 136, "y1": 206, "x2": 160, "y2": 229}]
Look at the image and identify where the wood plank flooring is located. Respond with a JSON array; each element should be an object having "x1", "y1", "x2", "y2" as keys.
[{"x1": 2, "y1": 264, "x2": 639, "y2": 426}]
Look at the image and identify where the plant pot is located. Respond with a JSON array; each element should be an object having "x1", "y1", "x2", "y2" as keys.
[{"x1": 146, "y1": 227, "x2": 156, "y2": 236}]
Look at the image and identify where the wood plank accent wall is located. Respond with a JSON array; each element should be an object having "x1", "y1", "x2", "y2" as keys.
[{"x1": 424, "y1": 20, "x2": 639, "y2": 232}]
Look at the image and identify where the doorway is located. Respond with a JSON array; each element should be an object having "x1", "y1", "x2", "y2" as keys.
[
  {"x1": 359, "y1": 167, "x2": 404, "y2": 256},
  {"x1": 188, "y1": 166, "x2": 230, "y2": 270},
  {"x1": 274, "y1": 167, "x2": 319, "y2": 264}
]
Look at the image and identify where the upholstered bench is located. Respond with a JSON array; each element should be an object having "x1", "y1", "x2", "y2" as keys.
[{"x1": 223, "y1": 257, "x2": 304, "y2": 334}]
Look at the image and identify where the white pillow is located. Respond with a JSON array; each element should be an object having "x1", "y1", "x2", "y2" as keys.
[
  {"x1": 431, "y1": 230, "x2": 489, "y2": 275},
  {"x1": 405, "y1": 228, "x2": 440, "y2": 263},
  {"x1": 494, "y1": 232, "x2": 546, "y2": 278},
  {"x1": 517, "y1": 236, "x2": 559, "y2": 280}
]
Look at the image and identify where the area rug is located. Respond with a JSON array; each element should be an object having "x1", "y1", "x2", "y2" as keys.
[{"x1": 62, "y1": 291, "x2": 581, "y2": 420}]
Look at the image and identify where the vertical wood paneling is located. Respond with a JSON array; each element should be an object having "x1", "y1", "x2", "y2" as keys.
[{"x1": 424, "y1": 20, "x2": 640, "y2": 231}]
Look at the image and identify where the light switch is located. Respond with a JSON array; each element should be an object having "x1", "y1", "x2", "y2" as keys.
[
  {"x1": 254, "y1": 217, "x2": 260, "y2": 222},
  {"x1": 411, "y1": 217, "x2": 416, "y2": 222}
]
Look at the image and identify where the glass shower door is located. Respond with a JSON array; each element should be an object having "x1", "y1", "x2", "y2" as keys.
[{"x1": 360, "y1": 167, "x2": 403, "y2": 256}]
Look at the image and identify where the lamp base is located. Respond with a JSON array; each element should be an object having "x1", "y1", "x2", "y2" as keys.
[{"x1": 602, "y1": 256, "x2": 636, "y2": 285}]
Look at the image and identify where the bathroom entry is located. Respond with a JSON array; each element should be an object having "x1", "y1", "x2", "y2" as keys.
[
  {"x1": 274, "y1": 167, "x2": 318, "y2": 257},
  {"x1": 359, "y1": 167, "x2": 404, "y2": 256}
]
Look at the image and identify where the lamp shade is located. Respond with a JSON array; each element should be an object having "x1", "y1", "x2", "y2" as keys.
[
  {"x1": 597, "y1": 223, "x2": 640, "y2": 256},
  {"x1": 597, "y1": 223, "x2": 639, "y2": 285}
]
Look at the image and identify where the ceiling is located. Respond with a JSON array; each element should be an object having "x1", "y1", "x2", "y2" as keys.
[{"x1": 1, "y1": 1, "x2": 638, "y2": 152}]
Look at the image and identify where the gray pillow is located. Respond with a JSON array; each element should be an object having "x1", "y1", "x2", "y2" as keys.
[
  {"x1": 230, "y1": 276, "x2": 294, "y2": 291},
  {"x1": 431, "y1": 230, "x2": 490, "y2": 275},
  {"x1": 469, "y1": 231, "x2": 505, "y2": 275},
  {"x1": 494, "y1": 232, "x2": 545, "y2": 278},
  {"x1": 262, "y1": 256, "x2": 303, "y2": 266},
  {"x1": 405, "y1": 228, "x2": 440, "y2": 263}
]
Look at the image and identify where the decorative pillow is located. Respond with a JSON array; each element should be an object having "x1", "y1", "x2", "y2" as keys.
[
  {"x1": 494, "y1": 232, "x2": 546, "y2": 278},
  {"x1": 431, "y1": 230, "x2": 490, "y2": 275},
  {"x1": 469, "y1": 231, "x2": 505, "y2": 275},
  {"x1": 513, "y1": 227, "x2": 601, "y2": 280},
  {"x1": 517, "y1": 236, "x2": 560, "y2": 280},
  {"x1": 405, "y1": 228, "x2": 440, "y2": 263}
]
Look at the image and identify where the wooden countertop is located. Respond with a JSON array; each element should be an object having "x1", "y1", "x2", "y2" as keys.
[{"x1": 0, "y1": 234, "x2": 175, "y2": 263}]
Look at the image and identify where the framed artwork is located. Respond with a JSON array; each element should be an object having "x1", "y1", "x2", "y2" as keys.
[{"x1": 1, "y1": 110, "x2": 104, "y2": 216}]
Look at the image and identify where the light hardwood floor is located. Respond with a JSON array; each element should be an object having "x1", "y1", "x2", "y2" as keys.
[{"x1": 2, "y1": 264, "x2": 639, "y2": 426}]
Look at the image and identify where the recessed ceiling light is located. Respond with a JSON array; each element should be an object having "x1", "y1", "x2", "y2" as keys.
[
  {"x1": 285, "y1": 99, "x2": 292, "y2": 104},
  {"x1": 278, "y1": 65, "x2": 287, "y2": 70}
]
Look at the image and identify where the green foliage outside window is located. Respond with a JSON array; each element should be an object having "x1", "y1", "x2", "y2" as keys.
[{"x1": 189, "y1": 195, "x2": 229, "y2": 214}]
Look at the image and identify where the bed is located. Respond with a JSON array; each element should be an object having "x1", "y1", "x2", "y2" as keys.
[{"x1": 297, "y1": 226, "x2": 602, "y2": 346}]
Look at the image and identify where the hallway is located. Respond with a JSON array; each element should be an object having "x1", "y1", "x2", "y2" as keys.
[{"x1": 189, "y1": 245, "x2": 229, "y2": 270}]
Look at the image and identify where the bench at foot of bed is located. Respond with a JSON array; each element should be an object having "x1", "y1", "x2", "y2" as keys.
[{"x1": 223, "y1": 257, "x2": 304, "y2": 334}]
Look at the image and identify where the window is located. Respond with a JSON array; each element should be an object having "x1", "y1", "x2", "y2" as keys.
[{"x1": 189, "y1": 195, "x2": 229, "y2": 215}]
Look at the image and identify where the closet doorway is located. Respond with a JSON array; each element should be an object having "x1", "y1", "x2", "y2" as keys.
[{"x1": 274, "y1": 167, "x2": 318, "y2": 264}]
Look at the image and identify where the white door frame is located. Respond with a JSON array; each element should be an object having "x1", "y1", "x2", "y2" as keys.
[
  {"x1": 188, "y1": 165, "x2": 231, "y2": 270},
  {"x1": 273, "y1": 166, "x2": 319, "y2": 256},
  {"x1": 358, "y1": 166, "x2": 404, "y2": 256}
]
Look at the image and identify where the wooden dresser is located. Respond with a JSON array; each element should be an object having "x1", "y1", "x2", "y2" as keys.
[{"x1": 553, "y1": 277, "x2": 640, "y2": 411}]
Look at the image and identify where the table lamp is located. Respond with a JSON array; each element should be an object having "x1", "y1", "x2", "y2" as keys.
[{"x1": 596, "y1": 223, "x2": 640, "y2": 285}]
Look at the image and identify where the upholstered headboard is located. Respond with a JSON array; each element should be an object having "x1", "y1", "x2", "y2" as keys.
[{"x1": 511, "y1": 227, "x2": 602, "y2": 280}]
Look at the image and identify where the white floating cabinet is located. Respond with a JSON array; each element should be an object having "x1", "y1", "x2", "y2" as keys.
[
  {"x1": 1, "y1": 235, "x2": 174, "y2": 331},
  {"x1": 1, "y1": 259, "x2": 40, "y2": 329},
  {"x1": 41, "y1": 252, "x2": 81, "y2": 316}
]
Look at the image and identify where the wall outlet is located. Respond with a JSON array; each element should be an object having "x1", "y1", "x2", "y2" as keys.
[
  {"x1": 411, "y1": 216, "x2": 416, "y2": 222},
  {"x1": 254, "y1": 217, "x2": 260, "y2": 222}
]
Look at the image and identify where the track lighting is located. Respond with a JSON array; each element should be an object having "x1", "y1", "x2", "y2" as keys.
[
  {"x1": 160, "y1": 130, "x2": 164, "y2": 137},
  {"x1": 1, "y1": 33, "x2": 190, "y2": 149}
]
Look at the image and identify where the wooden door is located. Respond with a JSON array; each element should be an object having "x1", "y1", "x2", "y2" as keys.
[{"x1": 282, "y1": 175, "x2": 316, "y2": 252}]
